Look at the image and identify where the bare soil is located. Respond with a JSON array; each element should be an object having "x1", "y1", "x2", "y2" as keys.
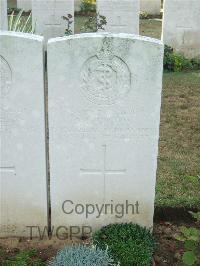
[{"x1": 0, "y1": 220, "x2": 200, "y2": 265}]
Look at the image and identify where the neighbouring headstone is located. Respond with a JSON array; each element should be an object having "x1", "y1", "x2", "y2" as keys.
[
  {"x1": 0, "y1": 31, "x2": 47, "y2": 237},
  {"x1": 140, "y1": 0, "x2": 161, "y2": 15},
  {"x1": 48, "y1": 33, "x2": 164, "y2": 233},
  {"x1": 162, "y1": 0, "x2": 200, "y2": 58},
  {"x1": 32, "y1": 0, "x2": 74, "y2": 43},
  {"x1": 75, "y1": 0, "x2": 82, "y2": 12},
  {"x1": 97, "y1": 0, "x2": 139, "y2": 34},
  {"x1": 17, "y1": 0, "x2": 32, "y2": 10},
  {"x1": 0, "y1": 0, "x2": 8, "y2": 30},
  {"x1": 8, "y1": 0, "x2": 17, "y2": 9}
]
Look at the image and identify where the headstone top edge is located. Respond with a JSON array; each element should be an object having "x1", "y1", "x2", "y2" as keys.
[
  {"x1": 0, "y1": 31, "x2": 44, "y2": 42},
  {"x1": 47, "y1": 32, "x2": 164, "y2": 47}
]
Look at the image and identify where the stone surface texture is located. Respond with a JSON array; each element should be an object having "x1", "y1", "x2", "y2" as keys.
[
  {"x1": 97, "y1": 0, "x2": 139, "y2": 34},
  {"x1": 17, "y1": 0, "x2": 32, "y2": 10},
  {"x1": 48, "y1": 33, "x2": 164, "y2": 231},
  {"x1": 32, "y1": 0, "x2": 74, "y2": 43},
  {"x1": 0, "y1": 31, "x2": 47, "y2": 237},
  {"x1": 0, "y1": 0, "x2": 7, "y2": 30},
  {"x1": 162, "y1": 0, "x2": 200, "y2": 58},
  {"x1": 140, "y1": 0, "x2": 161, "y2": 15}
]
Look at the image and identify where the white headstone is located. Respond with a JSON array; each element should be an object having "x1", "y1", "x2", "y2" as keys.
[
  {"x1": 17, "y1": 0, "x2": 32, "y2": 10},
  {"x1": 32, "y1": 0, "x2": 74, "y2": 43},
  {"x1": 162, "y1": 0, "x2": 200, "y2": 58},
  {"x1": 0, "y1": 0, "x2": 8, "y2": 30},
  {"x1": 140, "y1": 0, "x2": 161, "y2": 15},
  {"x1": 75, "y1": 0, "x2": 82, "y2": 12},
  {"x1": 48, "y1": 33, "x2": 164, "y2": 232},
  {"x1": 0, "y1": 31, "x2": 47, "y2": 237},
  {"x1": 97, "y1": 0, "x2": 139, "y2": 34}
]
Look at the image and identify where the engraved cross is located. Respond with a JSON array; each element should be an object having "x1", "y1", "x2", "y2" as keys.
[
  {"x1": 111, "y1": 16, "x2": 126, "y2": 28},
  {"x1": 80, "y1": 145, "x2": 126, "y2": 177},
  {"x1": 0, "y1": 166, "x2": 16, "y2": 175}
]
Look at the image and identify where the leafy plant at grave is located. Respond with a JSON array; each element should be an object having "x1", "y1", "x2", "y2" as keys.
[
  {"x1": 163, "y1": 45, "x2": 200, "y2": 72},
  {"x1": 62, "y1": 14, "x2": 74, "y2": 35},
  {"x1": 93, "y1": 223, "x2": 155, "y2": 266},
  {"x1": 189, "y1": 211, "x2": 200, "y2": 222},
  {"x1": 48, "y1": 244, "x2": 117, "y2": 266},
  {"x1": 174, "y1": 213, "x2": 200, "y2": 266},
  {"x1": 8, "y1": 9, "x2": 35, "y2": 33},
  {"x1": 140, "y1": 11, "x2": 149, "y2": 19},
  {"x1": 2, "y1": 249, "x2": 45, "y2": 266},
  {"x1": 80, "y1": 0, "x2": 96, "y2": 13},
  {"x1": 190, "y1": 58, "x2": 200, "y2": 70},
  {"x1": 7, "y1": 8, "x2": 22, "y2": 15},
  {"x1": 80, "y1": 12, "x2": 107, "y2": 33}
]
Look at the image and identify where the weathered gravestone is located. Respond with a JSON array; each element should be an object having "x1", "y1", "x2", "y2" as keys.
[
  {"x1": 17, "y1": 0, "x2": 32, "y2": 11},
  {"x1": 48, "y1": 33, "x2": 164, "y2": 231},
  {"x1": 0, "y1": 0, "x2": 8, "y2": 30},
  {"x1": 32, "y1": 0, "x2": 74, "y2": 44},
  {"x1": 8, "y1": 0, "x2": 17, "y2": 9},
  {"x1": 0, "y1": 32, "x2": 47, "y2": 237},
  {"x1": 75, "y1": 0, "x2": 82, "y2": 12},
  {"x1": 140, "y1": 0, "x2": 161, "y2": 15},
  {"x1": 162, "y1": 0, "x2": 200, "y2": 58},
  {"x1": 97, "y1": 0, "x2": 139, "y2": 34}
]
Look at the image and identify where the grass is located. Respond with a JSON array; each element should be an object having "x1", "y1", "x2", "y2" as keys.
[
  {"x1": 0, "y1": 248, "x2": 45, "y2": 266},
  {"x1": 156, "y1": 71, "x2": 200, "y2": 207},
  {"x1": 140, "y1": 19, "x2": 162, "y2": 39}
]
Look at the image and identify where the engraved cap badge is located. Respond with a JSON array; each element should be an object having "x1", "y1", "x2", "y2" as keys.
[{"x1": 80, "y1": 38, "x2": 131, "y2": 105}]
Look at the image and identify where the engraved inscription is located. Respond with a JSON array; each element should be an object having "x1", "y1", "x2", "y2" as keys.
[
  {"x1": 0, "y1": 56, "x2": 14, "y2": 134},
  {"x1": 0, "y1": 56, "x2": 12, "y2": 97},
  {"x1": 80, "y1": 41, "x2": 131, "y2": 105},
  {"x1": 0, "y1": 108, "x2": 21, "y2": 134}
]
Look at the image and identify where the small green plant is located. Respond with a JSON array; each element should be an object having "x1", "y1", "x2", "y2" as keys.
[
  {"x1": 140, "y1": 11, "x2": 149, "y2": 19},
  {"x1": 62, "y1": 14, "x2": 73, "y2": 35},
  {"x1": 164, "y1": 45, "x2": 190, "y2": 71},
  {"x1": 93, "y1": 223, "x2": 155, "y2": 266},
  {"x1": 190, "y1": 58, "x2": 200, "y2": 70},
  {"x1": 163, "y1": 45, "x2": 200, "y2": 72},
  {"x1": 2, "y1": 249, "x2": 44, "y2": 266},
  {"x1": 8, "y1": 9, "x2": 34, "y2": 33},
  {"x1": 7, "y1": 8, "x2": 22, "y2": 15},
  {"x1": 80, "y1": 12, "x2": 107, "y2": 33},
  {"x1": 48, "y1": 244, "x2": 117, "y2": 266},
  {"x1": 80, "y1": 0, "x2": 96, "y2": 13},
  {"x1": 175, "y1": 212, "x2": 200, "y2": 266},
  {"x1": 189, "y1": 211, "x2": 200, "y2": 222}
]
